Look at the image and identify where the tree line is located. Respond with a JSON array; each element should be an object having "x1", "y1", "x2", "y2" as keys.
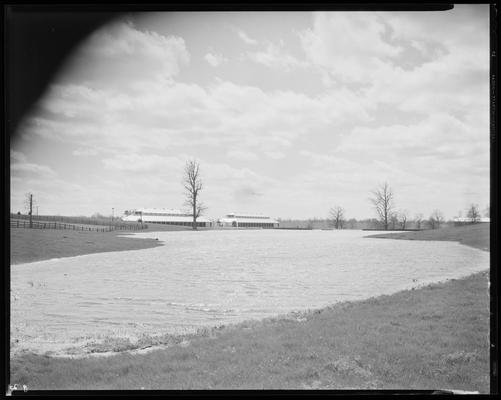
[
  {"x1": 326, "y1": 182, "x2": 488, "y2": 231},
  {"x1": 19, "y1": 173, "x2": 488, "y2": 232}
]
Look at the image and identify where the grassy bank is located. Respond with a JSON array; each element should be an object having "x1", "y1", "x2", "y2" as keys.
[
  {"x1": 10, "y1": 270, "x2": 489, "y2": 391},
  {"x1": 10, "y1": 228, "x2": 164, "y2": 265},
  {"x1": 366, "y1": 223, "x2": 490, "y2": 251}
]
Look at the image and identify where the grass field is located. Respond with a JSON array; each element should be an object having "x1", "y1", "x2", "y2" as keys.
[
  {"x1": 9, "y1": 224, "x2": 490, "y2": 391},
  {"x1": 10, "y1": 228, "x2": 164, "y2": 265},
  {"x1": 367, "y1": 223, "x2": 490, "y2": 251}
]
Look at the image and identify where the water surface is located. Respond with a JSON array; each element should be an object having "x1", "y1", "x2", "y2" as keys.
[{"x1": 11, "y1": 229, "x2": 489, "y2": 355}]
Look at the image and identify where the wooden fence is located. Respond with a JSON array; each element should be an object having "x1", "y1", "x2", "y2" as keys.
[
  {"x1": 10, "y1": 213, "x2": 135, "y2": 228},
  {"x1": 10, "y1": 219, "x2": 147, "y2": 232}
]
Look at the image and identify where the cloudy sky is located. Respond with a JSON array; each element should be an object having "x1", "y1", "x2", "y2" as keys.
[{"x1": 11, "y1": 6, "x2": 490, "y2": 220}]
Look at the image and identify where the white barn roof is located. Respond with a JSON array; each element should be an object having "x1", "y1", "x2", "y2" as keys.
[
  {"x1": 122, "y1": 208, "x2": 211, "y2": 223},
  {"x1": 220, "y1": 213, "x2": 278, "y2": 224},
  {"x1": 453, "y1": 217, "x2": 490, "y2": 223}
]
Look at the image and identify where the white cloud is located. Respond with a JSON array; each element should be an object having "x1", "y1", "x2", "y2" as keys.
[
  {"x1": 66, "y1": 20, "x2": 190, "y2": 89},
  {"x1": 28, "y1": 76, "x2": 371, "y2": 161},
  {"x1": 10, "y1": 162, "x2": 57, "y2": 178},
  {"x1": 87, "y1": 20, "x2": 189, "y2": 67},
  {"x1": 247, "y1": 42, "x2": 308, "y2": 71},
  {"x1": 204, "y1": 52, "x2": 228, "y2": 67},
  {"x1": 336, "y1": 113, "x2": 489, "y2": 168},
  {"x1": 263, "y1": 150, "x2": 286, "y2": 160},
  {"x1": 299, "y1": 12, "x2": 403, "y2": 83},
  {"x1": 10, "y1": 150, "x2": 26, "y2": 163},
  {"x1": 10, "y1": 158, "x2": 57, "y2": 180},
  {"x1": 299, "y1": 7, "x2": 489, "y2": 97},
  {"x1": 237, "y1": 29, "x2": 259, "y2": 45},
  {"x1": 227, "y1": 149, "x2": 259, "y2": 161},
  {"x1": 102, "y1": 153, "x2": 185, "y2": 174},
  {"x1": 72, "y1": 148, "x2": 99, "y2": 157}
]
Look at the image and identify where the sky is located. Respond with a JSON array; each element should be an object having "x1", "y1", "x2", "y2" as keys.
[{"x1": 10, "y1": 6, "x2": 490, "y2": 220}]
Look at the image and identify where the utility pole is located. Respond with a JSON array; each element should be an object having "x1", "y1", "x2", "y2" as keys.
[{"x1": 29, "y1": 194, "x2": 33, "y2": 228}]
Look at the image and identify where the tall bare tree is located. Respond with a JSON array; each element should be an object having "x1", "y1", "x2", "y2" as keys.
[
  {"x1": 328, "y1": 206, "x2": 345, "y2": 229},
  {"x1": 466, "y1": 204, "x2": 481, "y2": 223},
  {"x1": 183, "y1": 160, "x2": 206, "y2": 230},
  {"x1": 370, "y1": 182, "x2": 394, "y2": 230},
  {"x1": 429, "y1": 209, "x2": 444, "y2": 229}
]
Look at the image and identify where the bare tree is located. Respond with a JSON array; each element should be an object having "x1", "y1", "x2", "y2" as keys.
[
  {"x1": 370, "y1": 182, "x2": 394, "y2": 230},
  {"x1": 414, "y1": 213, "x2": 424, "y2": 230},
  {"x1": 429, "y1": 209, "x2": 444, "y2": 229},
  {"x1": 398, "y1": 209, "x2": 409, "y2": 230},
  {"x1": 466, "y1": 204, "x2": 481, "y2": 223},
  {"x1": 328, "y1": 206, "x2": 345, "y2": 229},
  {"x1": 183, "y1": 160, "x2": 206, "y2": 230},
  {"x1": 24, "y1": 193, "x2": 35, "y2": 228}
]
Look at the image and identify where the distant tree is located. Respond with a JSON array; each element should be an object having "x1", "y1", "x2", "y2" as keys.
[
  {"x1": 347, "y1": 218, "x2": 357, "y2": 229},
  {"x1": 414, "y1": 213, "x2": 424, "y2": 230},
  {"x1": 328, "y1": 206, "x2": 345, "y2": 229},
  {"x1": 370, "y1": 182, "x2": 394, "y2": 230},
  {"x1": 369, "y1": 218, "x2": 380, "y2": 230},
  {"x1": 483, "y1": 205, "x2": 490, "y2": 218},
  {"x1": 398, "y1": 210, "x2": 409, "y2": 230},
  {"x1": 428, "y1": 209, "x2": 445, "y2": 229},
  {"x1": 466, "y1": 204, "x2": 481, "y2": 223},
  {"x1": 390, "y1": 212, "x2": 399, "y2": 230},
  {"x1": 183, "y1": 160, "x2": 206, "y2": 230}
]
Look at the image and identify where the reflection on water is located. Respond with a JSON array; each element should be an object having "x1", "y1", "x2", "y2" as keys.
[{"x1": 11, "y1": 229, "x2": 489, "y2": 354}]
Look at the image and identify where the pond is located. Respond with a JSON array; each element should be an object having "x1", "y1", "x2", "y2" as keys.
[{"x1": 11, "y1": 229, "x2": 489, "y2": 355}]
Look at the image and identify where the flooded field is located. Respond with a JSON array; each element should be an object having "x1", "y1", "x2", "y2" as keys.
[{"x1": 11, "y1": 229, "x2": 489, "y2": 356}]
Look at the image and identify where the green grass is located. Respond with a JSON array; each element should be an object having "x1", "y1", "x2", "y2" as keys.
[
  {"x1": 366, "y1": 223, "x2": 490, "y2": 251},
  {"x1": 10, "y1": 228, "x2": 164, "y2": 265}
]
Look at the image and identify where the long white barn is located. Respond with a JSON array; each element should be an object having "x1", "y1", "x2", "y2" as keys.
[
  {"x1": 121, "y1": 208, "x2": 211, "y2": 227},
  {"x1": 218, "y1": 213, "x2": 279, "y2": 228},
  {"x1": 453, "y1": 217, "x2": 490, "y2": 224}
]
